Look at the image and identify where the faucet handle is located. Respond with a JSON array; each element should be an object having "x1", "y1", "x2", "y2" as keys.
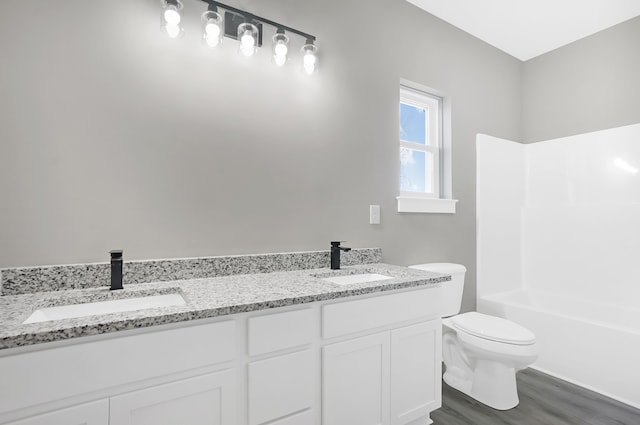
[{"x1": 331, "y1": 241, "x2": 351, "y2": 252}]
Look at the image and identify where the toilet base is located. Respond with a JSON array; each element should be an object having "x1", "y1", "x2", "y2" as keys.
[{"x1": 444, "y1": 359, "x2": 519, "y2": 410}]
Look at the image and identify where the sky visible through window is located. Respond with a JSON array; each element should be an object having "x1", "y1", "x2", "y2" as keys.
[
  {"x1": 400, "y1": 103, "x2": 426, "y2": 144},
  {"x1": 400, "y1": 103, "x2": 427, "y2": 192},
  {"x1": 400, "y1": 148, "x2": 426, "y2": 192}
]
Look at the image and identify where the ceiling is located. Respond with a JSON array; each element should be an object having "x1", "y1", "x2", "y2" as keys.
[{"x1": 406, "y1": 0, "x2": 640, "y2": 61}]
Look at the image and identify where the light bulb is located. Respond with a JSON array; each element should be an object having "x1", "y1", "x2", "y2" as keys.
[
  {"x1": 241, "y1": 32, "x2": 254, "y2": 46},
  {"x1": 240, "y1": 32, "x2": 256, "y2": 56},
  {"x1": 205, "y1": 34, "x2": 220, "y2": 47},
  {"x1": 272, "y1": 32, "x2": 289, "y2": 67},
  {"x1": 274, "y1": 43, "x2": 288, "y2": 57},
  {"x1": 205, "y1": 22, "x2": 221, "y2": 37},
  {"x1": 303, "y1": 53, "x2": 316, "y2": 74},
  {"x1": 241, "y1": 33, "x2": 255, "y2": 47},
  {"x1": 165, "y1": 24, "x2": 181, "y2": 38},
  {"x1": 301, "y1": 43, "x2": 318, "y2": 75},
  {"x1": 274, "y1": 54, "x2": 286, "y2": 67},
  {"x1": 164, "y1": 7, "x2": 181, "y2": 25},
  {"x1": 161, "y1": 0, "x2": 183, "y2": 38},
  {"x1": 201, "y1": 11, "x2": 223, "y2": 48},
  {"x1": 237, "y1": 23, "x2": 258, "y2": 57},
  {"x1": 204, "y1": 22, "x2": 221, "y2": 46}
]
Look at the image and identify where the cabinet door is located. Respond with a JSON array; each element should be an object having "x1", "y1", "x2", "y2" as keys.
[
  {"x1": 5, "y1": 399, "x2": 108, "y2": 425},
  {"x1": 391, "y1": 320, "x2": 442, "y2": 425},
  {"x1": 248, "y1": 350, "x2": 314, "y2": 425},
  {"x1": 323, "y1": 332, "x2": 390, "y2": 425},
  {"x1": 110, "y1": 370, "x2": 235, "y2": 425}
]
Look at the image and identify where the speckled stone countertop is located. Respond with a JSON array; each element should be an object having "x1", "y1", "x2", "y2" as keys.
[{"x1": 0, "y1": 254, "x2": 449, "y2": 351}]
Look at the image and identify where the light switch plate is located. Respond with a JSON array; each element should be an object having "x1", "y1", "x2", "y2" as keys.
[{"x1": 369, "y1": 205, "x2": 381, "y2": 225}]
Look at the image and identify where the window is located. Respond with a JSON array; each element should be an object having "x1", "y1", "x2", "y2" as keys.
[
  {"x1": 397, "y1": 82, "x2": 457, "y2": 213},
  {"x1": 400, "y1": 87, "x2": 440, "y2": 197}
]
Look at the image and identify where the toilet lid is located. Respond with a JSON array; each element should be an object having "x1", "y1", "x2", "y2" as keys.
[{"x1": 451, "y1": 312, "x2": 536, "y2": 345}]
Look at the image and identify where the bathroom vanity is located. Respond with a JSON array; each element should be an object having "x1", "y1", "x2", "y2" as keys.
[{"x1": 0, "y1": 250, "x2": 448, "y2": 425}]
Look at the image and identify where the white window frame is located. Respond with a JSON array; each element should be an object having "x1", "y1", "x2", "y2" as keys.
[
  {"x1": 397, "y1": 81, "x2": 457, "y2": 214},
  {"x1": 399, "y1": 86, "x2": 441, "y2": 199}
]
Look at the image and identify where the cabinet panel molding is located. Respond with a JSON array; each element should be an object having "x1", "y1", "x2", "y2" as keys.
[
  {"x1": 4, "y1": 399, "x2": 108, "y2": 425},
  {"x1": 110, "y1": 370, "x2": 235, "y2": 425},
  {"x1": 266, "y1": 409, "x2": 314, "y2": 425}
]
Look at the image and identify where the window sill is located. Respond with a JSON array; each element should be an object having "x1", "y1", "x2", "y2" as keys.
[{"x1": 396, "y1": 197, "x2": 458, "y2": 214}]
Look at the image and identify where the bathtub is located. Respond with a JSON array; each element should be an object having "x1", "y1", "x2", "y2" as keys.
[{"x1": 478, "y1": 289, "x2": 640, "y2": 409}]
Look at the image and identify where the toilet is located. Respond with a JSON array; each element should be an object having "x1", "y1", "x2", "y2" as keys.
[{"x1": 409, "y1": 263, "x2": 537, "y2": 410}]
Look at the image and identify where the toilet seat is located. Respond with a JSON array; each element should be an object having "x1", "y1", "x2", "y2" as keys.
[{"x1": 451, "y1": 312, "x2": 535, "y2": 345}]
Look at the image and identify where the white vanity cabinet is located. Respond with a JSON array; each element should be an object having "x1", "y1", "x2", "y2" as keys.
[
  {"x1": 4, "y1": 400, "x2": 108, "y2": 425},
  {"x1": 322, "y1": 287, "x2": 442, "y2": 425},
  {"x1": 0, "y1": 284, "x2": 441, "y2": 425}
]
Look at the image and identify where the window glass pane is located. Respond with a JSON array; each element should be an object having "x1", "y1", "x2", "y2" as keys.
[
  {"x1": 400, "y1": 103, "x2": 426, "y2": 145},
  {"x1": 424, "y1": 151, "x2": 434, "y2": 193},
  {"x1": 400, "y1": 148, "x2": 426, "y2": 192}
]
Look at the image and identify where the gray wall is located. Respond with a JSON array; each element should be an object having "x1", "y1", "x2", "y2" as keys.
[
  {"x1": 0, "y1": 0, "x2": 522, "y2": 312},
  {"x1": 523, "y1": 15, "x2": 640, "y2": 143}
]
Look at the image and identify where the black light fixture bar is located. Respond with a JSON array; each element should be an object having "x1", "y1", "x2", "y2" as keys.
[{"x1": 201, "y1": 0, "x2": 316, "y2": 42}]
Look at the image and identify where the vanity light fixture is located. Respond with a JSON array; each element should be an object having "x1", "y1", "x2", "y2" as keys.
[
  {"x1": 238, "y1": 22, "x2": 259, "y2": 57},
  {"x1": 161, "y1": 0, "x2": 184, "y2": 39},
  {"x1": 301, "y1": 41, "x2": 318, "y2": 75},
  {"x1": 159, "y1": 0, "x2": 318, "y2": 73},
  {"x1": 202, "y1": 6, "x2": 224, "y2": 48},
  {"x1": 272, "y1": 30, "x2": 289, "y2": 67}
]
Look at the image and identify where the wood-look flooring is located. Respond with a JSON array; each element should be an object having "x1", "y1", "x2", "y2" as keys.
[{"x1": 431, "y1": 368, "x2": 640, "y2": 425}]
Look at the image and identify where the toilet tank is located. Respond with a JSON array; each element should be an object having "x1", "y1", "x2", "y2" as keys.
[{"x1": 408, "y1": 263, "x2": 467, "y2": 317}]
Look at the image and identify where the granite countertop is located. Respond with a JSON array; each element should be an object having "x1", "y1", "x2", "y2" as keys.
[{"x1": 0, "y1": 263, "x2": 449, "y2": 350}]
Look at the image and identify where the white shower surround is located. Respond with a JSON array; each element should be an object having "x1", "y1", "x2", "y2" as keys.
[{"x1": 476, "y1": 123, "x2": 640, "y2": 408}]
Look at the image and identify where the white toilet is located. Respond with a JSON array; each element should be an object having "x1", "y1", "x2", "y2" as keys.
[{"x1": 409, "y1": 263, "x2": 537, "y2": 410}]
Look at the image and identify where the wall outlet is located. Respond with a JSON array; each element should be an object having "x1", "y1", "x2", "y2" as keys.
[{"x1": 369, "y1": 205, "x2": 381, "y2": 225}]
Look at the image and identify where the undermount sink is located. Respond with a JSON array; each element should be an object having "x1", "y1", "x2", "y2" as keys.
[
  {"x1": 23, "y1": 293, "x2": 187, "y2": 324},
  {"x1": 322, "y1": 273, "x2": 393, "y2": 286}
]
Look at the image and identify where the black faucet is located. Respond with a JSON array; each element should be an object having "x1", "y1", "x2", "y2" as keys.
[
  {"x1": 330, "y1": 241, "x2": 351, "y2": 270},
  {"x1": 110, "y1": 250, "x2": 123, "y2": 290}
]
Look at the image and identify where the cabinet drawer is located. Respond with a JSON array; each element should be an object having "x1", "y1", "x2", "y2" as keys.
[
  {"x1": 248, "y1": 350, "x2": 314, "y2": 425},
  {"x1": 248, "y1": 308, "x2": 315, "y2": 356},
  {"x1": 322, "y1": 287, "x2": 441, "y2": 339}
]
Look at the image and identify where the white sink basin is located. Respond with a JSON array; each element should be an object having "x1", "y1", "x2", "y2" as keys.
[
  {"x1": 323, "y1": 273, "x2": 393, "y2": 286},
  {"x1": 23, "y1": 293, "x2": 186, "y2": 324}
]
